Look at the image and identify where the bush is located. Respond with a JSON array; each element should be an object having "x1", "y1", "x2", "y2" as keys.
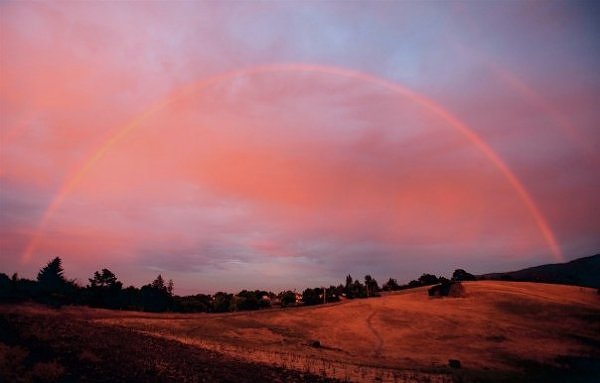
[
  {"x1": 302, "y1": 288, "x2": 322, "y2": 306},
  {"x1": 174, "y1": 294, "x2": 212, "y2": 313},
  {"x1": 280, "y1": 291, "x2": 296, "y2": 307},
  {"x1": 428, "y1": 281, "x2": 466, "y2": 298},
  {"x1": 452, "y1": 269, "x2": 477, "y2": 282},
  {"x1": 213, "y1": 292, "x2": 234, "y2": 312},
  {"x1": 418, "y1": 274, "x2": 439, "y2": 286}
]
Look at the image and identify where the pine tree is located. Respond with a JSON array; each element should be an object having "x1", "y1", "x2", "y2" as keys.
[
  {"x1": 151, "y1": 274, "x2": 165, "y2": 291},
  {"x1": 37, "y1": 257, "x2": 66, "y2": 290},
  {"x1": 89, "y1": 269, "x2": 120, "y2": 288}
]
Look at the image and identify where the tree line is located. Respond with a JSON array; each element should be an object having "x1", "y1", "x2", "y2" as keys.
[{"x1": 0, "y1": 257, "x2": 476, "y2": 313}]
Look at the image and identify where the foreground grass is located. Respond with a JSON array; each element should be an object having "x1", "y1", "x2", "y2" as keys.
[{"x1": 0, "y1": 305, "x2": 338, "y2": 383}]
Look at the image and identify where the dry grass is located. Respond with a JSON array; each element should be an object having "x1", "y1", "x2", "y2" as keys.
[
  {"x1": 92, "y1": 281, "x2": 600, "y2": 382},
  {"x1": 0, "y1": 306, "x2": 337, "y2": 382},
  {"x1": 2, "y1": 281, "x2": 599, "y2": 382}
]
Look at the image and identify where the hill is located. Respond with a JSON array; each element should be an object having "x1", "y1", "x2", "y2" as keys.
[
  {"x1": 89, "y1": 281, "x2": 600, "y2": 382},
  {"x1": 479, "y1": 254, "x2": 600, "y2": 288}
]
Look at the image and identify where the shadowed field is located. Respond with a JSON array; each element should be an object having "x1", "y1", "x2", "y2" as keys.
[{"x1": 2, "y1": 281, "x2": 599, "y2": 382}]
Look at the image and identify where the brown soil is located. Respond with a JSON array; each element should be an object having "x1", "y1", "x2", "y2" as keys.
[{"x1": 0, "y1": 306, "x2": 338, "y2": 382}]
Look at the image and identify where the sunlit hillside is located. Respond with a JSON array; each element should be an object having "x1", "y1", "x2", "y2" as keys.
[{"x1": 90, "y1": 281, "x2": 600, "y2": 382}]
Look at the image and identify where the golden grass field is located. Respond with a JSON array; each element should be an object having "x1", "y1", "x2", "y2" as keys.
[{"x1": 85, "y1": 281, "x2": 599, "y2": 382}]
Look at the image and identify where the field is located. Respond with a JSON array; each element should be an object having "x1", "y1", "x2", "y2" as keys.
[{"x1": 2, "y1": 281, "x2": 599, "y2": 382}]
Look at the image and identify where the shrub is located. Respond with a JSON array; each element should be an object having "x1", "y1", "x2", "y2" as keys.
[
  {"x1": 452, "y1": 269, "x2": 477, "y2": 281},
  {"x1": 280, "y1": 291, "x2": 296, "y2": 307}
]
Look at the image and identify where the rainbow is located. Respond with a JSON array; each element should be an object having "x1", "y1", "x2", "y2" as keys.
[
  {"x1": 494, "y1": 67, "x2": 595, "y2": 161},
  {"x1": 21, "y1": 63, "x2": 563, "y2": 263}
]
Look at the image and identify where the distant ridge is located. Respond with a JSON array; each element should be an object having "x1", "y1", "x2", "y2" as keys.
[{"x1": 480, "y1": 254, "x2": 600, "y2": 288}]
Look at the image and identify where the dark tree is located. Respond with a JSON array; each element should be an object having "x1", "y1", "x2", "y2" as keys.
[
  {"x1": 418, "y1": 273, "x2": 439, "y2": 286},
  {"x1": 235, "y1": 290, "x2": 260, "y2": 311},
  {"x1": 139, "y1": 275, "x2": 173, "y2": 312},
  {"x1": 255, "y1": 290, "x2": 271, "y2": 309},
  {"x1": 118, "y1": 286, "x2": 142, "y2": 310},
  {"x1": 280, "y1": 290, "x2": 296, "y2": 307},
  {"x1": 89, "y1": 269, "x2": 121, "y2": 289},
  {"x1": 364, "y1": 275, "x2": 380, "y2": 297},
  {"x1": 344, "y1": 275, "x2": 354, "y2": 298},
  {"x1": 151, "y1": 274, "x2": 165, "y2": 290},
  {"x1": 382, "y1": 278, "x2": 400, "y2": 291},
  {"x1": 345, "y1": 275, "x2": 353, "y2": 288},
  {"x1": 87, "y1": 269, "x2": 123, "y2": 308},
  {"x1": 37, "y1": 257, "x2": 66, "y2": 290},
  {"x1": 213, "y1": 292, "x2": 234, "y2": 312},
  {"x1": 174, "y1": 294, "x2": 212, "y2": 313},
  {"x1": 36, "y1": 257, "x2": 76, "y2": 306},
  {"x1": 0, "y1": 273, "x2": 11, "y2": 302},
  {"x1": 325, "y1": 285, "x2": 341, "y2": 302},
  {"x1": 302, "y1": 288, "x2": 322, "y2": 305},
  {"x1": 452, "y1": 269, "x2": 477, "y2": 281},
  {"x1": 351, "y1": 280, "x2": 367, "y2": 298}
]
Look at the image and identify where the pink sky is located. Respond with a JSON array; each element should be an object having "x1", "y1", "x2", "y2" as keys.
[{"x1": 1, "y1": 1, "x2": 598, "y2": 294}]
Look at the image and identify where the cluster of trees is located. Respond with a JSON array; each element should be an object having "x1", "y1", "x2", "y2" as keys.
[
  {"x1": 299, "y1": 274, "x2": 384, "y2": 306},
  {"x1": 0, "y1": 257, "x2": 478, "y2": 313},
  {"x1": 0, "y1": 258, "x2": 175, "y2": 312},
  {"x1": 379, "y1": 268, "x2": 477, "y2": 292}
]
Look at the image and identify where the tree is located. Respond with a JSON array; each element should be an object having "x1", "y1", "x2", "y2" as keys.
[
  {"x1": 89, "y1": 269, "x2": 121, "y2": 289},
  {"x1": 325, "y1": 285, "x2": 341, "y2": 302},
  {"x1": 173, "y1": 294, "x2": 212, "y2": 313},
  {"x1": 364, "y1": 275, "x2": 380, "y2": 297},
  {"x1": 151, "y1": 274, "x2": 166, "y2": 290},
  {"x1": 140, "y1": 275, "x2": 172, "y2": 312},
  {"x1": 37, "y1": 257, "x2": 66, "y2": 290},
  {"x1": 351, "y1": 280, "x2": 367, "y2": 298},
  {"x1": 235, "y1": 290, "x2": 260, "y2": 311},
  {"x1": 452, "y1": 269, "x2": 477, "y2": 282},
  {"x1": 87, "y1": 269, "x2": 123, "y2": 309},
  {"x1": 118, "y1": 286, "x2": 142, "y2": 310},
  {"x1": 302, "y1": 288, "x2": 322, "y2": 305},
  {"x1": 213, "y1": 292, "x2": 234, "y2": 312},
  {"x1": 0, "y1": 273, "x2": 11, "y2": 302},
  {"x1": 36, "y1": 257, "x2": 77, "y2": 307},
  {"x1": 382, "y1": 278, "x2": 400, "y2": 291},
  {"x1": 418, "y1": 273, "x2": 439, "y2": 286},
  {"x1": 345, "y1": 275, "x2": 353, "y2": 288},
  {"x1": 345, "y1": 274, "x2": 357, "y2": 298},
  {"x1": 280, "y1": 290, "x2": 296, "y2": 307}
]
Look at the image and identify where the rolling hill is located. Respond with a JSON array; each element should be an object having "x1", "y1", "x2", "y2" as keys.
[
  {"x1": 479, "y1": 254, "x2": 600, "y2": 288},
  {"x1": 92, "y1": 281, "x2": 600, "y2": 382}
]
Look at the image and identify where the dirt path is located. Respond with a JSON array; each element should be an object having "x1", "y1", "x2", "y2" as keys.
[{"x1": 366, "y1": 309, "x2": 384, "y2": 357}]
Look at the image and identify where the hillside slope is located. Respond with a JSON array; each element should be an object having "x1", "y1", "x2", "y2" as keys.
[
  {"x1": 480, "y1": 254, "x2": 600, "y2": 288},
  {"x1": 98, "y1": 281, "x2": 600, "y2": 382}
]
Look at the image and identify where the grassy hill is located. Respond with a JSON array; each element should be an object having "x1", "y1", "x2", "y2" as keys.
[
  {"x1": 479, "y1": 254, "x2": 600, "y2": 288},
  {"x1": 84, "y1": 281, "x2": 600, "y2": 382}
]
